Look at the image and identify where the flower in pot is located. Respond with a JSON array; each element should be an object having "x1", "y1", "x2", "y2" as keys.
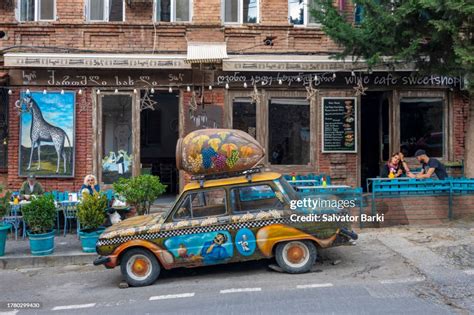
[
  {"x1": 77, "y1": 193, "x2": 107, "y2": 253},
  {"x1": 0, "y1": 187, "x2": 12, "y2": 256},
  {"x1": 113, "y1": 175, "x2": 167, "y2": 216},
  {"x1": 22, "y1": 195, "x2": 56, "y2": 256}
]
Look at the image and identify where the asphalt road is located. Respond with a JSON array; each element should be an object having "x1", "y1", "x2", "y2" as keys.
[{"x1": 1, "y1": 229, "x2": 473, "y2": 315}]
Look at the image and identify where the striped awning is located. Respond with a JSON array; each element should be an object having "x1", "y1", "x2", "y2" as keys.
[{"x1": 186, "y1": 42, "x2": 228, "y2": 64}]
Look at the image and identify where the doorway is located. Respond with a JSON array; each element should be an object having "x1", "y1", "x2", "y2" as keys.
[
  {"x1": 140, "y1": 92, "x2": 179, "y2": 194},
  {"x1": 360, "y1": 92, "x2": 390, "y2": 190}
]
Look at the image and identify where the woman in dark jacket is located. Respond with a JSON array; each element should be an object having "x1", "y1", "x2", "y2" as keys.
[
  {"x1": 380, "y1": 153, "x2": 403, "y2": 178},
  {"x1": 81, "y1": 174, "x2": 100, "y2": 195}
]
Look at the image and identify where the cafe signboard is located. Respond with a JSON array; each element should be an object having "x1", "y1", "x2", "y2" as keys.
[{"x1": 322, "y1": 97, "x2": 357, "y2": 153}]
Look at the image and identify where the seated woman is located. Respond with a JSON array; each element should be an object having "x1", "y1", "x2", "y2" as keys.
[
  {"x1": 380, "y1": 153, "x2": 403, "y2": 178},
  {"x1": 81, "y1": 175, "x2": 100, "y2": 196}
]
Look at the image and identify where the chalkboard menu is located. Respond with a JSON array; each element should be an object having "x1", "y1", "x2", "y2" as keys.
[{"x1": 322, "y1": 97, "x2": 357, "y2": 153}]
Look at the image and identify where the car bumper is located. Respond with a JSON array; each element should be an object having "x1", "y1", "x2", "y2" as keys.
[
  {"x1": 93, "y1": 256, "x2": 117, "y2": 268},
  {"x1": 339, "y1": 228, "x2": 358, "y2": 240}
]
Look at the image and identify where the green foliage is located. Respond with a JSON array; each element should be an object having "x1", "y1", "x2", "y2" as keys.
[
  {"x1": 22, "y1": 195, "x2": 56, "y2": 234},
  {"x1": 311, "y1": 0, "x2": 474, "y2": 91},
  {"x1": 113, "y1": 175, "x2": 167, "y2": 215},
  {"x1": 77, "y1": 193, "x2": 107, "y2": 231},
  {"x1": 0, "y1": 186, "x2": 11, "y2": 219}
]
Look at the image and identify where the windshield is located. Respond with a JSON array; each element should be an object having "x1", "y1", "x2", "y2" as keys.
[{"x1": 278, "y1": 177, "x2": 299, "y2": 200}]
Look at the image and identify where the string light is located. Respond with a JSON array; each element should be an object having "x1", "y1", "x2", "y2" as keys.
[
  {"x1": 8, "y1": 90, "x2": 12, "y2": 95},
  {"x1": 243, "y1": 82, "x2": 248, "y2": 88},
  {"x1": 43, "y1": 89, "x2": 47, "y2": 95},
  {"x1": 296, "y1": 77, "x2": 301, "y2": 82},
  {"x1": 133, "y1": 89, "x2": 137, "y2": 94},
  {"x1": 208, "y1": 85, "x2": 212, "y2": 90},
  {"x1": 186, "y1": 86, "x2": 191, "y2": 92},
  {"x1": 314, "y1": 75, "x2": 319, "y2": 81},
  {"x1": 26, "y1": 89, "x2": 30, "y2": 94},
  {"x1": 278, "y1": 79, "x2": 283, "y2": 85},
  {"x1": 168, "y1": 86, "x2": 173, "y2": 93},
  {"x1": 96, "y1": 89, "x2": 101, "y2": 95},
  {"x1": 225, "y1": 83, "x2": 229, "y2": 89},
  {"x1": 114, "y1": 89, "x2": 118, "y2": 94},
  {"x1": 150, "y1": 87, "x2": 155, "y2": 94},
  {"x1": 61, "y1": 90, "x2": 65, "y2": 95},
  {"x1": 333, "y1": 73, "x2": 337, "y2": 79},
  {"x1": 351, "y1": 71, "x2": 356, "y2": 77},
  {"x1": 78, "y1": 89, "x2": 83, "y2": 95}
]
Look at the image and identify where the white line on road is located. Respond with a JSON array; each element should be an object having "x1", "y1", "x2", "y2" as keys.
[
  {"x1": 52, "y1": 303, "x2": 96, "y2": 311},
  {"x1": 296, "y1": 283, "x2": 334, "y2": 289},
  {"x1": 464, "y1": 269, "x2": 474, "y2": 275},
  {"x1": 149, "y1": 293, "x2": 195, "y2": 301},
  {"x1": 220, "y1": 288, "x2": 262, "y2": 294},
  {"x1": 380, "y1": 277, "x2": 425, "y2": 284}
]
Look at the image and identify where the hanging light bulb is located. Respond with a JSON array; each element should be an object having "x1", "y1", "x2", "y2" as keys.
[
  {"x1": 78, "y1": 89, "x2": 83, "y2": 95},
  {"x1": 26, "y1": 89, "x2": 30, "y2": 94},
  {"x1": 333, "y1": 73, "x2": 337, "y2": 79},
  {"x1": 225, "y1": 83, "x2": 229, "y2": 89},
  {"x1": 8, "y1": 90, "x2": 12, "y2": 95},
  {"x1": 133, "y1": 89, "x2": 137, "y2": 94},
  {"x1": 96, "y1": 89, "x2": 101, "y2": 95},
  {"x1": 243, "y1": 82, "x2": 248, "y2": 88},
  {"x1": 351, "y1": 71, "x2": 356, "y2": 77},
  {"x1": 278, "y1": 79, "x2": 283, "y2": 85},
  {"x1": 296, "y1": 77, "x2": 301, "y2": 82},
  {"x1": 208, "y1": 85, "x2": 212, "y2": 90},
  {"x1": 186, "y1": 86, "x2": 191, "y2": 92},
  {"x1": 114, "y1": 89, "x2": 118, "y2": 94},
  {"x1": 150, "y1": 87, "x2": 155, "y2": 94},
  {"x1": 61, "y1": 89, "x2": 65, "y2": 95},
  {"x1": 43, "y1": 89, "x2": 47, "y2": 95},
  {"x1": 314, "y1": 75, "x2": 319, "y2": 81},
  {"x1": 168, "y1": 86, "x2": 173, "y2": 93}
]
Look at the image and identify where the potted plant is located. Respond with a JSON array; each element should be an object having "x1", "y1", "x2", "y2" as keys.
[
  {"x1": 113, "y1": 175, "x2": 167, "y2": 216},
  {"x1": 0, "y1": 187, "x2": 12, "y2": 256},
  {"x1": 77, "y1": 193, "x2": 107, "y2": 253},
  {"x1": 22, "y1": 195, "x2": 56, "y2": 256}
]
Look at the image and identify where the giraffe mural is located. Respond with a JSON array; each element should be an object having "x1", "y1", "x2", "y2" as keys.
[{"x1": 18, "y1": 92, "x2": 75, "y2": 176}]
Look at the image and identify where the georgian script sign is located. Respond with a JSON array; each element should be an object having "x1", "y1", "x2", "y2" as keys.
[
  {"x1": 4, "y1": 53, "x2": 191, "y2": 69},
  {"x1": 322, "y1": 97, "x2": 357, "y2": 153}
]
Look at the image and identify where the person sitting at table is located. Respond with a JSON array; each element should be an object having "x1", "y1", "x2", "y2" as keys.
[
  {"x1": 81, "y1": 175, "x2": 100, "y2": 195},
  {"x1": 414, "y1": 149, "x2": 448, "y2": 180},
  {"x1": 20, "y1": 174, "x2": 44, "y2": 200},
  {"x1": 380, "y1": 153, "x2": 403, "y2": 178},
  {"x1": 397, "y1": 151, "x2": 416, "y2": 178}
]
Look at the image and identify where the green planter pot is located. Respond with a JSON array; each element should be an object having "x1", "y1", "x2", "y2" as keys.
[
  {"x1": 27, "y1": 230, "x2": 55, "y2": 256},
  {"x1": 0, "y1": 223, "x2": 12, "y2": 256},
  {"x1": 79, "y1": 228, "x2": 105, "y2": 253}
]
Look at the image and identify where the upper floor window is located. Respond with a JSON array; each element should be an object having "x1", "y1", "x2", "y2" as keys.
[
  {"x1": 155, "y1": 0, "x2": 192, "y2": 22},
  {"x1": 288, "y1": 0, "x2": 321, "y2": 26},
  {"x1": 222, "y1": 0, "x2": 259, "y2": 24},
  {"x1": 87, "y1": 0, "x2": 124, "y2": 22},
  {"x1": 18, "y1": 0, "x2": 55, "y2": 21}
]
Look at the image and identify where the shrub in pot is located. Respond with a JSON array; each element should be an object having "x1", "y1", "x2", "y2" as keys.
[
  {"x1": 0, "y1": 187, "x2": 12, "y2": 256},
  {"x1": 77, "y1": 193, "x2": 107, "y2": 253},
  {"x1": 113, "y1": 175, "x2": 167, "y2": 216},
  {"x1": 22, "y1": 195, "x2": 56, "y2": 256}
]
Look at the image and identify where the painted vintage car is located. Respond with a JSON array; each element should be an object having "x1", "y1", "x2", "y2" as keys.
[{"x1": 94, "y1": 171, "x2": 358, "y2": 287}]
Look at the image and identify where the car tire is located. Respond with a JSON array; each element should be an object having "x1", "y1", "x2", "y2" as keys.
[
  {"x1": 275, "y1": 240, "x2": 317, "y2": 274},
  {"x1": 120, "y1": 248, "x2": 160, "y2": 287}
]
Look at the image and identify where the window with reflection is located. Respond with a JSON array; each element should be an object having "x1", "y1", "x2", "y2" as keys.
[
  {"x1": 223, "y1": 0, "x2": 258, "y2": 23},
  {"x1": 232, "y1": 98, "x2": 256, "y2": 139},
  {"x1": 400, "y1": 98, "x2": 444, "y2": 157},
  {"x1": 269, "y1": 98, "x2": 310, "y2": 165},
  {"x1": 19, "y1": 0, "x2": 55, "y2": 21},
  {"x1": 101, "y1": 95, "x2": 133, "y2": 184},
  {"x1": 155, "y1": 0, "x2": 192, "y2": 22},
  {"x1": 87, "y1": 0, "x2": 124, "y2": 21}
]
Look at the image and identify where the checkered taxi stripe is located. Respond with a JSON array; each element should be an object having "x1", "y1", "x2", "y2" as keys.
[{"x1": 96, "y1": 217, "x2": 292, "y2": 246}]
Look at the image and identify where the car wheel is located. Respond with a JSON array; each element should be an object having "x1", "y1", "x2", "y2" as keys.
[
  {"x1": 275, "y1": 240, "x2": 316, "y2": 273},
  {"x1": 120, "y1": 248, "x2": 160, "y2": 287}
]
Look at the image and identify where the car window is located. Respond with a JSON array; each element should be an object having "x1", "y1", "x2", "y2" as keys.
[
  {"x1": 173, "y1": 189, "x2": 227, "y2": 221},
  {"x1": 230, "y1": 184, "x2": 284, "y2": 213}
]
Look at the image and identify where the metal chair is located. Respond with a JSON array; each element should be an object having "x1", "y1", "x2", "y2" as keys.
[
  {"x1": 3, "y1": 204, "x2": 26, "y2": 240},
  {"x1": 62, "y1": 200, "x2": 80, "y2": 237}
]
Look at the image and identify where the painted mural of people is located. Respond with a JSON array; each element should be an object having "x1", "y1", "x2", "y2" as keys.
[{"x1": 200, "y1": 233, "x2": 230, "y2": 264}]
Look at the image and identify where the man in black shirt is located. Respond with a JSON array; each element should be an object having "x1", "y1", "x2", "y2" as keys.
[{"x1": 414, "y1": 149, "x2": 448, "y2": 180}]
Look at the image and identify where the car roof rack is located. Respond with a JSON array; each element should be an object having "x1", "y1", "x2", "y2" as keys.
[{"x1": 191, "y1": 166, "x2": 264, "y2": 188}]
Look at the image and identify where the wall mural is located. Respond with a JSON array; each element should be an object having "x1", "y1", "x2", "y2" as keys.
[{"x1": 18, "y1": 91, "x2": 75, "y2": 177}]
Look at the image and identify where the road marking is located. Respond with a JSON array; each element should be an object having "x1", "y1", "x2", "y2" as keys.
[
  {"x1": 52, "y1": 303, "x2": 96, "y2": 311},
  {"x1": 220, "y1": 288, "x2": 262, "y2": 294},
  {"x1": 149, "y1": 293, "x2": 195, "y2": 301},
  {"x1": 296, "y1": 283, "x2": 334, "y2": 289},
  {"x1": 464, "y1": 269, "x2": 474, "y2": 275},
  {"x1": 380, "y1": 277, "x2": 425, "y2": 284}
]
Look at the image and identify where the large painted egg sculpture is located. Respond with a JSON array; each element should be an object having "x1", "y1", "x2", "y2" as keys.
[{"x1": 176, "y1": 129, "x2": 265, "y2": 175}]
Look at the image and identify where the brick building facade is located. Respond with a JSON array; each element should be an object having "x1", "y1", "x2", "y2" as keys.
[{"x1": 0, "y1": 0, "x2": 469, "y2": 194}]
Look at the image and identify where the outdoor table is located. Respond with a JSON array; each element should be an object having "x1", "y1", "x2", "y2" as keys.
[
  {"x1": 56, "y1": 200, "x2": 80, "y2": 237},
  {"x1": 288, "y1": 180, "x2": 320, "y2": 183},
  {"x1": 296, "y1": 185, "x2": 350, "y2": 191}
]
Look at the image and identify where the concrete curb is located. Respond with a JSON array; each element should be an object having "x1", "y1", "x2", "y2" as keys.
[{"x1": 0, "y1": 252, "x2": 95, "y2": 270}]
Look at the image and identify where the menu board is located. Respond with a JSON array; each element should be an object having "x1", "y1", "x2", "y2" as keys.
[{"x1": 322, "y1": 97, "x2": 357, "y2": 153}]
